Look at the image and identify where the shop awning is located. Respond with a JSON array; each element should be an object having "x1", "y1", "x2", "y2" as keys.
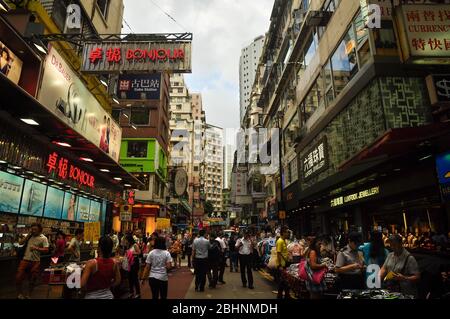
[
  {"x1": 0, "y1": 72, "x2": 143, "y2": 189},
  {"x1": 340, "y1": 123, "x2": 450, "y2": 171}
]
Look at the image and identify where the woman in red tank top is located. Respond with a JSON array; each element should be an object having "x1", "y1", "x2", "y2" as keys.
[{"x1": 81, "y1": 236, "x2": 121, "y2": 299}]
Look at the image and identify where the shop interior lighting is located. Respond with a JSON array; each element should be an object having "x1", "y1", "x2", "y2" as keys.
[
  {"x1": 114, "y1": 177, "x2": 122, "y2": 181},
  {"x1": 0, "y1": 3, "x2": 9, "y2": 12},
  {"x1": 123, "y1": 112, "x2": 129, "y2": 118},
  {"x1": 80, "y1": 157, "x2": 94, "y2": 162},
  {"x1": 20, "y1": 118, "x2": 39, "y2": 126},
  {"x1": 53, "y1": 141, "x2": 72, "y2": 148},
  {"x1": 124, "y1": 184, "x2": 132, "y2": 187},
  {"x1": 131, "y1": 124, "x2": 137, "y2": 130},
  {"x1": 113, "y1": 98, "x2": 120, "y2": 105},
  {"x1": 100, "y1": 169, "x2": 110, "y2": 173},
  {"x1": 100, "y1": 79, "x2": 108, "y2": 87},
  {"x1": 11, "y1": 166, "x2": 21, "y2": 170},
  {"x1": 0, "y1": 160, "x2": 7, "y2": 164},
  {"x1": 419, "y1": 154, "x2": 432, "y2": 161},
  {"x1": 126, "y1": 103, "x2": 132, "y2": 107}
]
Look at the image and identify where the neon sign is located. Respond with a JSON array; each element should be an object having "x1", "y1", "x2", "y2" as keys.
[{"x1": 46, "y1": 152, "x2": 95, "y2": 188}]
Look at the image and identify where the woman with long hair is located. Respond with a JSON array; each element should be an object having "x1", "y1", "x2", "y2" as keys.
[
  {"x1": 304, "y1": 236, "x2": 328, "y2": 299},
  {"x1": 81, "y1": 236, "x2": 121, "y2": 299},
  {"x1": 125, "y1": 234, "x2": 141, "y2": 298}
]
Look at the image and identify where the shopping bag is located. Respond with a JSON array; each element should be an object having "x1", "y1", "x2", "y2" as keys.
[
  {"x1": 267, "y1": 247, "x2": 278, "y2": 269},
  {"x1": 298, "y1": 259, "x2": 308, "y2": 281}
]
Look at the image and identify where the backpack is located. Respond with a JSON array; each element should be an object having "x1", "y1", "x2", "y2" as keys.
[{"x1": 208, "y1": 240, "x2": 221, "y2": 260}]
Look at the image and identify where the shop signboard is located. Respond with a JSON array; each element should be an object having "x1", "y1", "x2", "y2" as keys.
[
  {"x1": 426, "y1": 74, "x2": 450, "y2": 105},
  {"x1": 62, "y1": 192, "x2": 78, "y2": 221},
  {"x1": 20, "y1": 180, "x2": 47, "y2": 217},
  {"x1": 81, "y1": 41, "x2": 192, "y2": 74},
  {"x1": 0, "y1": 171, "x2": 24, "y2": 214},
  {"x1": 38, "y1": 46, "x2": 122, "y2": 162},
  {"x1": 0, "y1": 40, "x2": 23, "y2": 85},
  {"x1": 46, "y1": 152, "x2": 95, "y2": 188},
  {"x1": 76, "y1": 197, "x2": 91, "y2": 222},
  {"x1": 120, "y1": 205, "x2": 132, "y2": 221},
  {"x1": 156, "y1": 218, "x2": 171, "y2": 230},
  {"x1": 330, "y1": 186, "x2": 380, "y2": 208},
  {"x1": 174, "y1": 168, "x2": 188, "y2": 196},
  {"x1": 436, "y1": 151, "x2": 450, "y2": 184},
  {"x1": 301, "y1": 137, "x2": 328, "y2": 181},
  {"x1": 395, "y1": 4, "x2": 450, "y2": 62},
  {"x1": 43, "y1": 187, "x2": 65, "y2": 219},
  {"x1": 117, "y1": 73, "x2": 161, "y2": 100}
]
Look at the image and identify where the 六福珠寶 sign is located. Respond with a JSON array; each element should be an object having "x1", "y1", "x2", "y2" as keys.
[{"x1": 302, "y1": 137, "x2": 328, "y2": 180}]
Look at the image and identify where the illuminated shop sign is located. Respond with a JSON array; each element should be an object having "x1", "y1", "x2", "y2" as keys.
[
  {"x1": 117, "y1": 73, "x2": 161, "y2": 100},
  {"x1": 81, "y1": 42, "x2": 192, "y2": 73},
  {"x1": 330, "y1": 186, "x2": 380, "y2": 207},
  {"x1": 46, "y1": 152, "x2": 95, "y2": 188}
]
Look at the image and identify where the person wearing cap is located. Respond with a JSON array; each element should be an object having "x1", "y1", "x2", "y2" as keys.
[
  {"x1": 379, "y1": 234, "x2": 420, "y2": 298},
  {"x1": 335, "y1": 232, "x2": 365, "y2": 290}
]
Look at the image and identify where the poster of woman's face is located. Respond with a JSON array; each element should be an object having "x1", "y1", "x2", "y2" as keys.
[{"x1": 0, "y1": 41, "x2": 23, "y2": 84}]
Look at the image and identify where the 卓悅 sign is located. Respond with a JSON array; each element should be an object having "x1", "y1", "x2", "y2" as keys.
[
  {"x1": 81, "y1": 42, "x2": 192, "y2": 74},
  {"x1": 301, "y1": 137, "x2": 328, "y2": 181},
  {"x1": 117, "y1": 73, "x2": 161, "y2": 100},
  {"x1": 395, "y1": 5, "x2": 450, "y2": 61},
  {"x1": 38, "y1": 46, "x2": 122, "y2": 162},
  {"x1": 47, "y1": 152, "x2": 95, "y2": 188}
]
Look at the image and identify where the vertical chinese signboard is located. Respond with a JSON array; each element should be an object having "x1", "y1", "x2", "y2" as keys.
[
  {"x1": 301, "y1": 137, "x2": 328, "y2": 181},
  {"x1": 395, "y1": 5, "x2": 450, "y2": 62}
]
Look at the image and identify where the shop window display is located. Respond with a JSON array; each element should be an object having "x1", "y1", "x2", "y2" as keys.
[{"x1": 127, "y1": 141, "x2": 148, "y2": 158}]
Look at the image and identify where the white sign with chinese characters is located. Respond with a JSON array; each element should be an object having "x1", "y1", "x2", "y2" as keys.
[
  {"x1": 397, "y1": 5, "x2": 450, "y2": 59},
  {"x1": 302, "y1": 137, "x2": 328, "y2": 181}
]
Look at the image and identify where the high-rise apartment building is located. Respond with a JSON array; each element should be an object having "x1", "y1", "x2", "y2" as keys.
[
  {"x1": 239, "y1": 35, "x2": 265, "y2": 125},
  {"x1": 204, "y1": 124, "x2": 224, "y2": 213}
]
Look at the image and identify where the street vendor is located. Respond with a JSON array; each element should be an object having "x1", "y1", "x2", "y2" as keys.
[
  {"x1": 379, "y1": 234, "x2": 420, "y2": 298},
  {"x1": 335, "y1": 232, "x2": 365, "y2": 290}
]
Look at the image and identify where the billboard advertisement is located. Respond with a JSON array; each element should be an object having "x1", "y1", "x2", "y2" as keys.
[
  {"x1": 38, "y1": 46, "x2": 122, "y2": 162},
  {"x1": 117, "y1": 73, "x2": 161, "y2": 100},
  {"x1": 436, "y1": 151, "x2": 450, "y2": 184},
  {"x1": 76, "y1": 197, "x2": 91, "y2": 222},
  {"x1": 43, "y1": 187, "x2": 65, "y2": 219},
  {"x1": 0, "y1": 40, "x2": 23, "y2": 85},
  {"x1": 62, "y1": 192, "x2": 78, "y2": 221},
  {"x1": 20, "y1": 180, "x2": 47, "y2": 216},
  {"x1": 89, "y1": 200, "x2": 101, "y2": 222},
  {"x1": 0, "y1": 171, "x2": 24, "y2": 214},
  {"x1": 81, "y1": 41, "x2": 192, "y2": 74}
]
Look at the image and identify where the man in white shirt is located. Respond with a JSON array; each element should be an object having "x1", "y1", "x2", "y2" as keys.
[
  {"x1": 192, "y1": 229, "x2": 210, "y2": 292},
  {"x1": 216, "y1": 232, "x2": 227, "y2": 284},
  {"x1": 236, "y1": 231, "x2": 254, "y2": 289}
]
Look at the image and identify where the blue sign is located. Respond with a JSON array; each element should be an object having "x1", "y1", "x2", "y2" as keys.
[
  {"x1": 20, "y1": 180, "x2": 47, "y2": 216},
  {"x1": 44, "y1": 187, "x2": 64, "y2": 219},
  {"x1": 436, "y1": 152, "x2": 450, "y2": 184},
  {"x1": 0, "y1": 171, "x2": 24, "y2": 214},
  {"x1": 89, "y1": 200, "x2": 101, "y2": 222},
  {"x1": 117, "y1": 73, "x2": 161, "y2": 100},
  {"x1": 76, "y1": 197, "x2": 91, "y2": 222}
]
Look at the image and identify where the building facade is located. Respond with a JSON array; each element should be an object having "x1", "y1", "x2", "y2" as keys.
[
  {"x1": 204, "y1": 124, "x2": 224, "y2": 213},
  {"x1": 239, "y1": 35, "x2": 265, "y2": 125},
  {"x1": 246, "y1": 0, "x2": 450, "y2": 243}
]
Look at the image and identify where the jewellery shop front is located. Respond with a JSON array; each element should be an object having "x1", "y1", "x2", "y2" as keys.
[{"x1": 0, "y1": 15, "x2": 142, "y2": 292}]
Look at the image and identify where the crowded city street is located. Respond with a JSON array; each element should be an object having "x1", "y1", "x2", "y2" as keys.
[{"x1": 0, "y1": 0, "x2": 450, "y2": 306}]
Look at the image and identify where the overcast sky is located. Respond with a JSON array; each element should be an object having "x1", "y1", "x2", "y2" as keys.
[{"x1": 123, "y1": 0, "x2": 274, "y2": 129}]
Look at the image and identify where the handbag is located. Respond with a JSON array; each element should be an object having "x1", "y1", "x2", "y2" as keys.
[
  {"x1": 267, "y1": 247, "x2": 278, "y2": 269},
  {"x1": 298, "y1": 259, "x2": 308, "y2": 281}
]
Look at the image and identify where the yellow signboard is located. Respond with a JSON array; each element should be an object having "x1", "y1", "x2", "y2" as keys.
[
  {"x1": 279, "y1": 211, "x2": 286, "y2": 220},
  {"x1": 156, "y1": 218, "x2": 171, "y2": 230},
  {"x1": 84, "y1": 222, "x2": 101, "y2": 243}
]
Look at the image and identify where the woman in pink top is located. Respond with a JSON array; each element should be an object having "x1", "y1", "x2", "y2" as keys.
[{"x1": 53, "y1": 231, "x2": 66, "y2": 262}]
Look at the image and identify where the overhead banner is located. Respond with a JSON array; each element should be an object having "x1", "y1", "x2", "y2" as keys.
[
  {"x1": 81, "y1": 42, "x2": 192, "y2": 73},
  {"x1": 0, "y1": 40, "x2": 23, "y2": 84},
  {"x1": 395, "y1": 4, "x2": 450, "y2": 61},
  {"x1": 117, "y1": 73, "x2": 161, "y2": 100},
  {"x1": 38, "y1": 46, "x2": 122, "y2": 162}
]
